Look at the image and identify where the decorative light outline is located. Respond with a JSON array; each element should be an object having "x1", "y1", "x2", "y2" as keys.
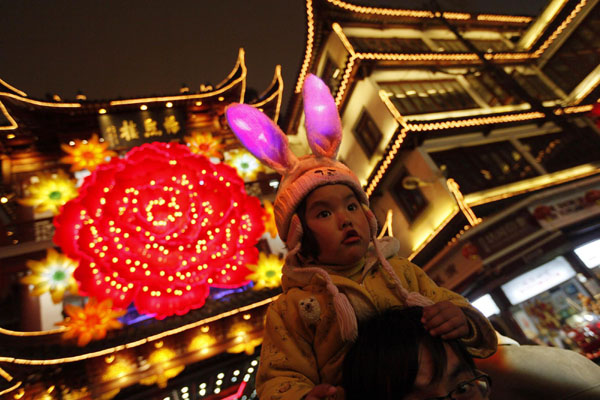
[
  {"x1": 446, "y1": 178, "x2": 481, "y2": 226},
  {"x1": 0, "y1": 381, "x2": 21, "y2": 397},
  {"x1": 250, "y1": 65, "x2": 284, "y2": 123},
  {"x1": 295, "y1": 0, "x2": 510, "y2": 95},
  {"x1": 110, "y1": 48, "x2": 247, "y2": 106},
  {"x1": 0, "y1": 296, "x2": 277, "y2": 364},
  {"x1": 294, "y1": 0, "x2": 583, "y2": 102},
  {"x1": 408, "y1": 209, "x2": 459, "y2": 261},
  {"x1": 1, "y1": 49, "x2": 250, "y2": 132},
  {"x1": 366, "y1": 92, "x2": 551, "y2": 197},
  {"x1": 477, "y1": 14, "x2": 533, "y2": 23},
  {"x1": 519, "y1": 0, "x2": 569, "y2": 50},
  {"x1": 463, "y1": 163, "x2": 600, "y2": 207},
  {"x1": 296, "y1": 0, "x2": 316, "y2": 94},
  {"x1": 0, "y1": 77, "x2": 27, "y2": 97},
  {"x1": 377, "y1": 209, "x2": 394, "y2": 239},
  {"x1": 0, "y1": 100, "x2": 18, "y2": 130},
  {"x1": 533, "y1": 0, "x2": 587, "y2": 58},
  {"x1": 560, "y1": 104, "x2": 595, "y2": 114}
]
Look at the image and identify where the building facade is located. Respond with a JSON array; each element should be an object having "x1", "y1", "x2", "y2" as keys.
[
  {"x1": 285, "y1": 0, "x2": 600, "y2": 355},
  {"x1": 0, "y1": 49, "x2": 284, "y2": 399}
]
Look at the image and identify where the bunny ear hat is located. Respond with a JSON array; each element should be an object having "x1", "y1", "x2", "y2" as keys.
[
  {"x1": 226, "y1": 74, "x2": 432, "y2": 342},
  {"x1": 226, "y1": 74, "x2": 369, "y2": 244}
]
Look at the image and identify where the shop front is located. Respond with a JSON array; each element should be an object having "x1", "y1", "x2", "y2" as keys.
[{"x1": 425, "y1": 175, "x2": 600, "y2": 361}]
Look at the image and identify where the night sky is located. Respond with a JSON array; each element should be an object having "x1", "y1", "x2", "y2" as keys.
[{"x1": 1, "y1": 0, "x2": 548, "y2": 109}]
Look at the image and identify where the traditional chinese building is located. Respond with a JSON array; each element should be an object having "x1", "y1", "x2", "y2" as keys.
[
  {"x1": 285, "y1": 0, "x2": 600, "y2": 355},
  {"x1": 0, "y1": 49, "x2": 285, "y2": 399}
]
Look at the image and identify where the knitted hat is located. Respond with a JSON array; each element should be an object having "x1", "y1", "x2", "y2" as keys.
[
  {"x1": 225, "y1": 74, "x2": 432, "y2": 341},
  {"x1": 226, "y1": 74, "x2": 369, "y2": 242}
]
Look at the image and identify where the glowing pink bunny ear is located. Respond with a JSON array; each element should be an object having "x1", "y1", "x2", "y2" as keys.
[
  {"x1": 302, "y1": 74, "x2": 342, "y2": 159},
  {"x1": 225, "y1": 103, "x2": 298, "y2": 175}
]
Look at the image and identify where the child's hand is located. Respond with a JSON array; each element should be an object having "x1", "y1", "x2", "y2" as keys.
[
  {"x1": 305, "y1": 384, "x2": 337, "y2": 400},
  {"x1": 421, "y1": 301, "x2": 469, "y2": 339}
]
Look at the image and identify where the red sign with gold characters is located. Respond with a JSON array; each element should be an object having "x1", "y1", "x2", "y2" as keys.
[{"x1": 98, "y1": 108, "x2": 186, "y2": 150}]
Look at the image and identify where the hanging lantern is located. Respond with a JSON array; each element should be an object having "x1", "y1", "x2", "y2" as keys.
[
  {"x1": 184, "y1": 132, "x2": 225, "y2": 159},
  {"x1": 57, "y1": 298, "x2": 126, "y2": 346},
  {"x1": 18, "y1": 170, "x2": 78, "y2": 214},
  {"x1": 246, "y1": 252, "x2": 283, "y2": 290},
  {"x1": 54, "y1": 142, "x2": 265, "y2": 318},
  {"x1": 60, "y1": 134, "x2": 117, "y2": 172},
  {"x1": 224, "y1": 148, "x2": 263, "y2": 181},
  {"x1": 140, "y1": 347, "x2": 184, "y2": 388},
  {"x1": 21, "y1": 248, "x2": 79, "y2": 303},
  {"x1": 227, "y1": 321, "x2": 263, "y2": 355}
]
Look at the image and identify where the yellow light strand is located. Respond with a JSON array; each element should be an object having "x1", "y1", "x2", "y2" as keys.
[
  {"x1": 559, "y1": 104, "x2": 594, "y2": 114},
  {"x1": 0, "y1": 100, "x2": 18, "y2": 131},
  {"x1": 296, "y1": 0, "x2": 316, "y2": 94},
  {"x1": 0, "y1": 296, "x2": 278, "y2": 365},
  {"x1": 251, "y1": 65, "x2": 284, "y2": 122},
  {"x1": 357, "y1": 52, "x2": 481, "y2": 62},
  {"x1": 408, "y1": 209, "x2": 459, "y2": 261},
  {"x1": 334, "y1": 55, "x2": 358, "y2": 107},
  {"x1": 446, "y1": 179, "x2": 480, "y2": 226},
  {"x1": 110, "y1": 49, "x2": 247, "y2": 106},
  {"x1": 477, "y1": 14, "x2": 533, "y2": 23},
  {"x1": 377, "y1": 209, "x2": 394, "y2": 239},
  {"x1": 0, "y1": 381, "x2": 21, "y2": 397},
  {"x1": 0, "y1": 366, "x2": 13, "y2": 382},
  {"x1": 0, "y1": 78, "x2": 27, "y2": 97},
  {"x1": 533, "y1": 0, "x2": 587, "y2": 58}
]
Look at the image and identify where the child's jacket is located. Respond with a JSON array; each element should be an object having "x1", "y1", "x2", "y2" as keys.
[{"x1": 256, "y1": 237, "x2": 497, "y2": 400}]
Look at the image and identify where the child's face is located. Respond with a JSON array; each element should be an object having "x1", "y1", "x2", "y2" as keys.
[{"x1": 303, "y1": 184, "x2": 370, "y2": 266}]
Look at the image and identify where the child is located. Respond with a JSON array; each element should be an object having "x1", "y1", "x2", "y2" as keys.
[
  {"x1": 225, "y1": 74, "x2": 497, "y2": 400},
  {"x1": 343, "y1": 306, "x2": 491, "y2": 400}
]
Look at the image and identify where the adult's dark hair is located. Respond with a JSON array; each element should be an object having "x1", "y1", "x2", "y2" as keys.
[{"x1": 342, "y1": 306, "x2": 476, "y2": 400}]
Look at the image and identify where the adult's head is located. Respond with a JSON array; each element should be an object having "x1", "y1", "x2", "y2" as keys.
[{"x1": 343, "y1": 307, "x2": 491, "y2": 400}]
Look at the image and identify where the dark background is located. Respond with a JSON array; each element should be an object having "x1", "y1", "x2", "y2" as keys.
[{"x1": 0, "y1": 0, "x2": 548, "y2": 106}]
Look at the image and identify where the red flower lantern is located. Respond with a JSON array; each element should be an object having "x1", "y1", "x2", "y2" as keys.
[
  {"x1": 54, "y1": 142, "x2": 265, "y2": 318},
  {"x1": 589, "y1": 103, "x2": 600, "y2": 130}
]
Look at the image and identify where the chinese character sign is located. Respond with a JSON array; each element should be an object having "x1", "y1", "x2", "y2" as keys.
[{"x1": 98, "y1": 108, "x2": 185, "y2": 150}]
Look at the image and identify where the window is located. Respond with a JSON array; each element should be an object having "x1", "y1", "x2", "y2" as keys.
[
  {"x1": 511, "y1": 72, "x2": 558, "y2": 102},
  {"x1": 542, "y1": 6, "x2": 600, "y2": 93},
  {"x1": 321, "y1": 56, "x2": 342, "y2": 96},
  {"x1": 432, "y1": 38, "x2": 511, "y2": 53},
  {"x1": 348, "y1": 37, "x2": 430, "y2": 53},
  {"x1": 353, "y1": 110, "x2": 382, "y2": 158},
  {"x1": 519, "y1": 126, "x2": 600, "y2": 173},
  {"x1": 465, "y1": 71, "x2": 521, "y2": 107},
  {"x1": 391, "y1": 170, "x2": 428, "y2": 223},
  {"x1": 379, "y1": 79, "x2": 479, "y2": 115},
  {"x1": 429, "y1": 141, "x2": 537, "y2": 194}
]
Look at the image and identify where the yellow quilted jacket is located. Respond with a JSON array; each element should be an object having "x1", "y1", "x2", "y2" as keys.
[{"x1": 256, "y1": 253, "x2": 497, "y2": 400}]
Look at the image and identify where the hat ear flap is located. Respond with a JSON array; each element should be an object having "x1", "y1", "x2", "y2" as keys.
[
  {"x1": 286, "y1": 214, "x2": 304, "y2": 250},
  {"x1": 302, "y1": 74, "x2": 342, "y2": 159},
  {"x1": 226, "y1": 103, "x2": 298, "y2": 175}
]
